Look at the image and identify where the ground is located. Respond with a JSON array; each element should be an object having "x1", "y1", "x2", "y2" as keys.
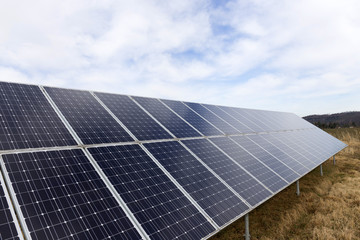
[{"x1": 210, "y1": 128, "x2": 360, "y2": 240}]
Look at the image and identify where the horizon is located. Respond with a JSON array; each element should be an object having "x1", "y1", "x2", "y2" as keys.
[{"x1": 1, "y1": 0, "x2": 360, "y2": 117}]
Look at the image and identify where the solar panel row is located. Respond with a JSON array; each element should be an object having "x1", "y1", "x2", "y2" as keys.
[{"x1": 0, "y1": 81, "x2": 347, "y2": 240}]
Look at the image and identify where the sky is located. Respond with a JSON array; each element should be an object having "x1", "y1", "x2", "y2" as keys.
[{"x1": 1, "y1": 0, "x2": 360, "y2": 117}]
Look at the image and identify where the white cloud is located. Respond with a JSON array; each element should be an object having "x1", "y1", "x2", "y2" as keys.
[{"x1": 1, "y1": 0, "x2": 360, "y2": 116}]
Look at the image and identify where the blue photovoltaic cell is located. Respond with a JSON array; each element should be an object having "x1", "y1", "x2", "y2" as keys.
[
  {"x1": 0, "y1": 172, "x2": 20, "y2": 240},
  {"x1": 232, "y1": 136, "x2": 299, "y2": 183},
  {"x1": 161, "y1": 99, "x2": 222, "y2": 136},
  {"x1": 183, "y1": 102, "x2": 239, "y2": 135},
  {"x1": 217, "y1": 107, "x2": 265, "y2": 133},
  {"x1": 202, "y1": 104, "x2": 253, "y2": 133},
  {"x1": 182, "y1": 138, "x2": 272, "y2": 206},
  {"x1": 0, "y1": 82, "x2": 77, "y2": 150},
  {"x1": 247, "y1": 135, "x2": 308, "y2": 175},
  {"x1": 209, "y1": 137, "x2": 287, "y2": 192},
  {"x1": 88, "y1": 145, "x2": 215, "y2": 240},
  {"x1": 132, "y1": 97, "x2": 201, "y2": 138},
  {"x1": 144, "y1": 141, "x2": 249, "y2": 227},
  {"x1": 261, "y1": 133, "x2": 316, "y2": 169},
  {"x1": 3, "y1": 150, "x2": 141, "y2": 240},
  {"x1": 45, "y1": 87, "x2": 133, "y2": 144},
  {"x1": 94, "y1": 92, "x2": 172, "y2": 141}
]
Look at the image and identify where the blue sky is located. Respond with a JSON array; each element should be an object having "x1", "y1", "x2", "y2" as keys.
[{"x1": 1, "y1": 0, "x2": 360, "y2": 116}]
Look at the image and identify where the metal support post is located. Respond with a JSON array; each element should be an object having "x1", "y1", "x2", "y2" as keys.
[
  {"x1": 296, "y1": 180, "x2": 300, "y2": 196},
  {"x1": 333, "y1": 155, "x2": 335, "y2": 165},
  {"x1": 244, "y1": 213, "x2": 250, "y2": 240},
  {"x1": 320, "y1": 164, "x2": 323, "y2": 176}
]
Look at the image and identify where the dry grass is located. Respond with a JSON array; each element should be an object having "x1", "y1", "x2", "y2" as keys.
[{"x1": 210, "y1": 128, "x2": 360, "y2": 240}]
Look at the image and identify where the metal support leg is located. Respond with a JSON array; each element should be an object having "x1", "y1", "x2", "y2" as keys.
[
  {"x1": 244, "y1": 213, "x2": 250, "y2": 240},
  {"x1": 320, "y1": 164, "x2": 323, "y2": 176},
  {"x1": 296, "y1": 180, "x2": 300, "y2": 196},
  {"x1": 333, "y1": 155, "x2": 335, "y2": 165}
]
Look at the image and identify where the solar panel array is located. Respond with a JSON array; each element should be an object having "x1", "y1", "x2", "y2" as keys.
[{"x1": 0, "y1": 81, "x2": 347, "y2": 240}]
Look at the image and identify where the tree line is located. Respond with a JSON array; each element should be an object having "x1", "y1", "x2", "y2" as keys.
[{"x1": 314, "y1": 121, "x2": 357, "y2": 129}]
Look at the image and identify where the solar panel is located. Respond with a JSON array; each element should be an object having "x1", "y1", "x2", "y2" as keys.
[
  {"x1": 0, "y1": 82, "x2": 77, "y2": 150},
  {"x1": 88, "y1": 144, "x2": 215, "y2": 240},
  {"x1": 132, "y1": 97, "x2": 201, "y2": 138},
  {"x1": 183, "y1": 102, "x2": 240, "y2": 135},
  {"x1": 0, "y1": 171, "x2": 21, "y2": 240},
  {"x1": 161, "y1": 99, "x2": 222, "y2": 136},
  {"x1": 2, "y1": 149, "x2": 142, "y2": 240},
  {"x1": 94, "y1": 92, "x2": 173, "y2": 141},
  {"x1": 144, "y1": 141, "x2": 249, "y2": 227},
  {"x1": 44, "y1": 87, "x2": 133, "y2": 145},
  {"x1": 209, "y1": 137, "x2": 287, "y2": 192},
  {"x1": 182, "y1": 138, "x2": 272, "y2": 206},
  {"x1": 231, "y1": 135, "x2": 299, "y2": 183},
  {"x1": 0, "y1": 81, "x2": 347, "y2": 240}
]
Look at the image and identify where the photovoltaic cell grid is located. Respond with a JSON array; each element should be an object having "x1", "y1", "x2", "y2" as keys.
[
  {"x1": 273, "y1": 131, "x2": 322, "y2": 165},
  {"x1": 88, "y1": 145, "x2": 215, "y2": 240},
  {"x1": 209, "y1": 137, "x2": 287, "y2": 192},
  {"x1": 202, "y1": 104, "x2": 253, "y2": 134},
  {"x1": 183, "y1": 102, "x2": 240, "y2": 135},
  {"x1": 231, "y1": 135, "x2": 299, "y2": 183},
  {"x1": 261, "y1": 133, "x2": 317, "y2": 169},
  {"x1": 44, "y1": 87, "x2": 133, "y2": 145},
  {"x1": 2, "y1": 150, "x2": 142, "y2": 240},
  {"x1": 161, "y1": 99, "x2": 222, "y2": 136},
  {"x1": 94, "y1": 92, "x2": 172, "y2": 141},
  {"x1": 144, "y1": 141, "x2": 249, "y2": 227},
  {"x1": 0, "y1": 82, "x2": 77, "y2": 150},
  {"x1": 182, "y1": 138, "x2": 272, "y2": 206},
  {"x1": 218, "y1": 107, "x2": 265, "y2": 132},
  {"x1": 246, "y1": 135, "x2": 309, "y2": 176},
  {"x1": 133, "y1": 97, "x2": 201, "y2": 138},
  {"x1": 0, "y1": 171, "x2": 20, "y2": 240}
]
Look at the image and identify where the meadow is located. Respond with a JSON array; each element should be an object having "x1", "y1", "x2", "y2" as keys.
[{"x1": 211, "y1": 128, "x2": 360, "y2": 240}]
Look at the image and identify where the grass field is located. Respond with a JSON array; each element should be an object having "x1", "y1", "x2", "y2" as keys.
[{"x1": 210, "y1": 128, "x2": 360, "y2": 240}]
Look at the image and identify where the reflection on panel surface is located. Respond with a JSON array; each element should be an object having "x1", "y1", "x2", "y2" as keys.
[
  {"x1": 133, "y1": 97, "x2": 201, "y2": 138},
  {"x1": 95, "y1": 92, "x2": 172, "y2": 141}
]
